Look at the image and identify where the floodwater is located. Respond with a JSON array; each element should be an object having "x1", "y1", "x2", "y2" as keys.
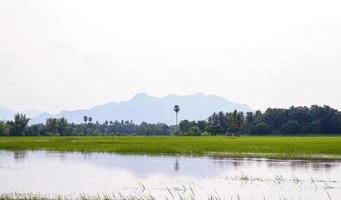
[{"x1": 0, "y1": 150, "x2": 340, "y2": 199}]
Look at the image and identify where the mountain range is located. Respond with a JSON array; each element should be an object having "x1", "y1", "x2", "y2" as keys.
[
  {"x1": 0, "y1": 107, "x2": 43, "y2": 122},
  {"x1": 1, "y1": 93, "x2": 252, "y2": 125}
]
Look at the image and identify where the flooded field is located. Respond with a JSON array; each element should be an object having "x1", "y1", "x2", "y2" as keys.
[{"x1": 0, "y1": 150, "x2": 340, "y2": 199}]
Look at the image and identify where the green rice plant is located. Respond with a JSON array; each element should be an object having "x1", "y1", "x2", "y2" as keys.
[{"x1": 1, "y1": 136, "x2": 341, "y2": 159}]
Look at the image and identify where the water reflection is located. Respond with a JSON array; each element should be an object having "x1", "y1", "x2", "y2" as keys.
[
  {"x1": 5, "y1": 151, "x2": 341, "y2": 173},
  {"x1": 13, "y1": 151, "x2": 26, "y2": 162},
  {"x1": 210, "y1": 156, "x2": 339, "y2": 171},
  {"x1": 174, "y1": 159, "x2": 179, "y2": 172},
  {"x1": 0, "y1": 150, "x2": 341, "y2": 199}
]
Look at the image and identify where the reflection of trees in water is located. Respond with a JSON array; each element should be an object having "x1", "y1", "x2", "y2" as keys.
[
  {"x1": 265, "y1": 160, "x2": 337, "y2": 171},
  {"x1": 210, "y1": 156, "x2": 339, "y2": 171},
  {"x1": 45, "y1": 151, "x2": 92, "y2": 161},
  {"x1": 310, "y1": 162, "x2": 334, "y2": 171},
  {"x1": 268, "y1": 160, "x2": 336, "y2": 171},
  {"x1": 210, "y1": 156, "x2": 247, "y2": 168},
  {"x1": 13, "y1": 151, "x2": 26, "y2": 161},
  {"x1": 82, "y1": 152, "x2": 92, "y2": 160},
  {"x1": 174, "y1": 158, "x2": 179, "y2": 172},
  {"x1": 46, "y1": 152, "x2": 67, "y2": 161},
  {"x1": 231, "y1": 160, "x2": 243, "y2": 167}
]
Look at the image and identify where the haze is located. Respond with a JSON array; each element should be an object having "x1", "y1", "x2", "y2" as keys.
[{"x1": 1, "y1": 0, "x2": 341, "y2": 113}]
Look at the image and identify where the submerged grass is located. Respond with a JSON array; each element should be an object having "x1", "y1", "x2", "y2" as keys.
[
  {"x1": 0, "y1": 136, "x2": 341, "y2": 159},
  {"x1": 0, "y1": 173, "x2": 339, "y2": 200},
  {"x1": 0, "y1": 193, "x2": 156, "y2": 200}
]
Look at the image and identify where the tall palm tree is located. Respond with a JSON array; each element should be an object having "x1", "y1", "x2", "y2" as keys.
[
  {"x1": 83, "y1": 115, "x2": 88, "y2": 124},
  {"x1": 174, "y1": 105, "x2": 180, "y2": 127},
  {"x1": 88, "y1": 117, "x2": 93, "y2": 123}
]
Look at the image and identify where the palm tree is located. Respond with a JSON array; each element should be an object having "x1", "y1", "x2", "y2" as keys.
[
  {"x1": 227, "y1": 110, "x2": 245, "y2": 136},
  {"x1": 174, "y1": 105, "x2": 180, "y2": 127},
  {"x1": 83, "y1": 115, "x2": 88, "y2": 124},
  {"x1": 88, "y1": 117, "x2": 93, "y2": 123}
]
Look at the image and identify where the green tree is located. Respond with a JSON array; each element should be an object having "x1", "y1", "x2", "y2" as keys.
[
  {"x1": 245, "y1": 112, "x2": 254, "y2": 125},
  {"x1": 207, "y1": 125, "x2": 222, "y2": 135},
  {"x1": 0, "y1": 121, "x2": 10, "y2": 136},
  {"x1": 7, "y1": 113, "x2": 30, "y2": 136},
  {"x1": 253, "y1": 122, "x2": 271, "y2": 135},
  {"x1": 27, "y1": 123, "x2": 46, "y2": 136},
  {"x1": 302, "y1": 121, "x2": 320, "y2": 134},
  {"x1": 179, "y1": 120, "x2": 190, "y2": 134},
  {"x1": 261, "y1": 108, "x2": 288, "y2": 132},
  {"x1": 217, "y1": 111, "x2": 227, "y2": 133},
  {"x1": 208, "y1": 112, "x2": 219, "y2": 125},
  {"x1": 188, "y1": 126, "x2": 201, "y2": 136},
  {"x1": 255, "y1": 110, "x2": 262, "y2": 120},
  {"x1": 227, "y1": 110, "x2": 245, "y2": 136},
  {"x1": 46, "y1": 118, "x2": 68, "y2": 135},
  {"x1": 197, "y1": 120, "x2": 208, "y2": 133},
  {"x1": 57, "y1": 118, "x2": 68, "y2": 136},
  {"x1": 46, "y1": 118, "x2": 58, "y2": 134},
  {"x1": 281, "y1": 120, "x2": 301, "y2": 134}
]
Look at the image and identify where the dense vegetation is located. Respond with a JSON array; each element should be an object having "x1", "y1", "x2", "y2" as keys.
[
  {"x1": 0, "y1": 105, "x2": 341, "y2": 136},
  {"x1": 0, "y1": 136, "x2": 341, "y2": 159},
  {"x1": 0, "y1": 115, "x2": 172, "y2": 136},
  {"x1": 179, "y1": 105, "x2": 341, "y2": 135}
]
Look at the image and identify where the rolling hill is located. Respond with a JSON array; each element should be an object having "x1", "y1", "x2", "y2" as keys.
[{"x1": 3, "y1": 93, "x2": 252, "y2": 125}]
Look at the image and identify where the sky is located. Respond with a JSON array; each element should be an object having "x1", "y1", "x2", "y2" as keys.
[{"x1": 0, "y1": 0, "x2": 341, "y2": 114}]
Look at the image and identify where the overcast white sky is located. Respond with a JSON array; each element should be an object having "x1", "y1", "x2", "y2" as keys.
[{"x1": 1, "y1": 0, "x2": 341, "y2": 113}]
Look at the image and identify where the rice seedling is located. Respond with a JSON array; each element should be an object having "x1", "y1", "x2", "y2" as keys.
[{"x1": 1, "y1": 136, "x2": 341, "y2": 159}]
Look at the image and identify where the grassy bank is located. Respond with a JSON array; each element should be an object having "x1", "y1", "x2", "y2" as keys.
[{"x1": 0, "y1": 136, "x2": 341, "y2": 159}]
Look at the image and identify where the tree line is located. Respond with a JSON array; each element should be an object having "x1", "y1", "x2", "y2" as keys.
[
  {"x1": 1, "y1": 105, "x2": 341, "y2": 136},
  {"x1": 178, "y1": 105, "x2": 341, "y2": 135},
  {"x1": 0, "y1": 114, "x2": 173, "y2": 136}
]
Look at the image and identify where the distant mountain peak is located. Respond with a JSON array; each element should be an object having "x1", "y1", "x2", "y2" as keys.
[
  {"x1": 191, "y1": 92, "x2": 205, "y2": 96},
  {"x1": 132, "y1": 92, "x2": 151, "y2": 99},
  {"x1": 28, "y1": 93, "x2": 252, "y2": 125},
  {"x1": 165, "y1": 93, "x2": 205, "y2": 98}
]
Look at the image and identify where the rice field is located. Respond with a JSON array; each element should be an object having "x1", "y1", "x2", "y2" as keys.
[{"x1": 0, "y1": 136, "x2": 341, "y2": 159}]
